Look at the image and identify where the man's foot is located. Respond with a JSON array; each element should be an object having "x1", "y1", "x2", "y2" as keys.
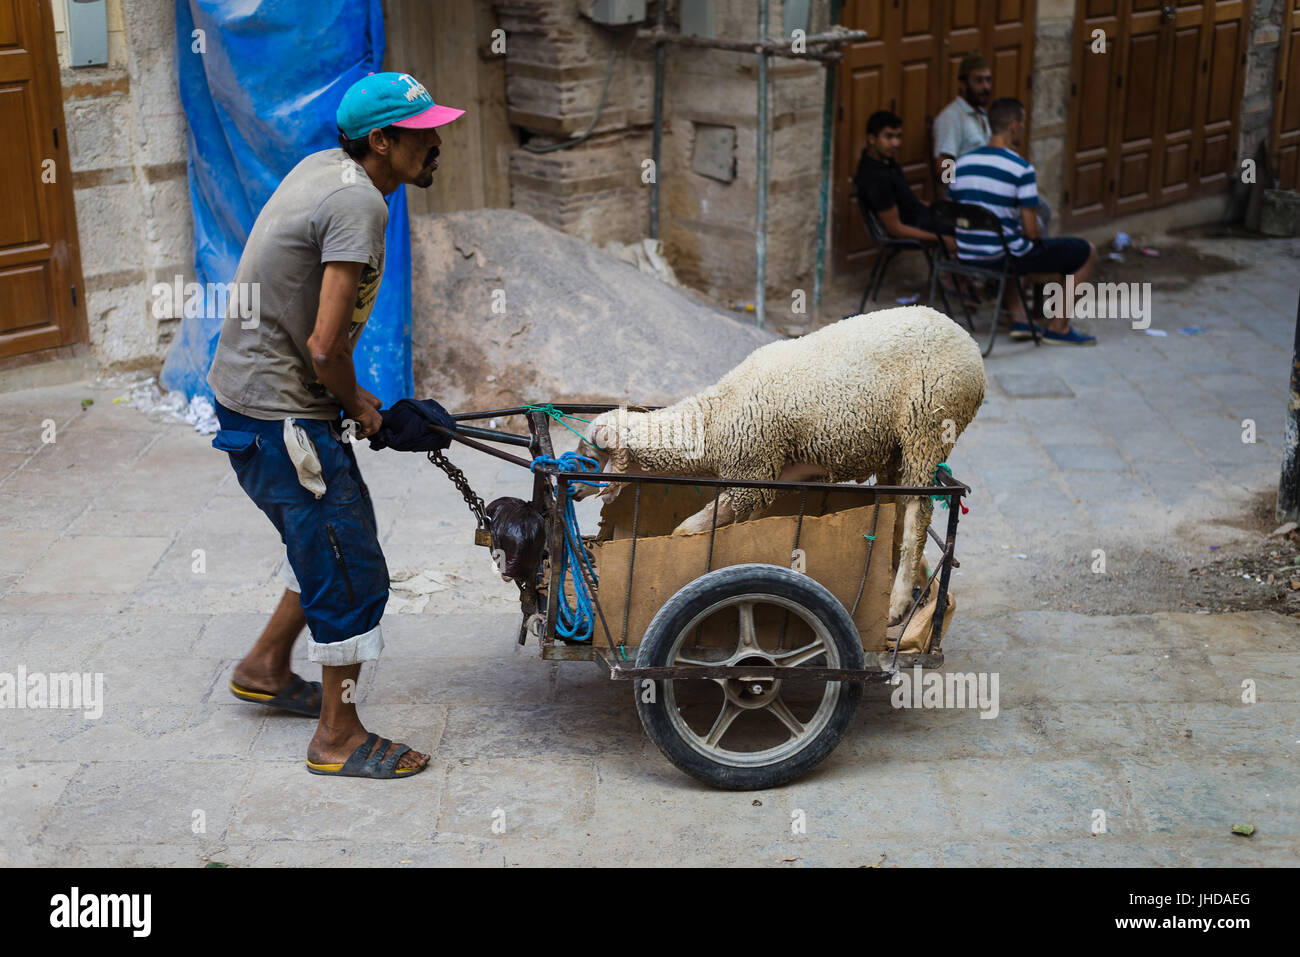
[
  {"x1": 1009, "y1": 321, "x2": 1035, "y2": 340},
  {"x1": 229, "y1": 668, "x2": 322, "y2": 717},
  {"x1": 1041, "y1": 326, "x2": 1097, "y2": 346},
  {"x1": 308, "y1": 727, "x2": 430, "y2": 775}
]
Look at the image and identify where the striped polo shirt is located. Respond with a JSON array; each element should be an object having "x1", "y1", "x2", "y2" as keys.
[{"x1": 949, "y1": 146, "x2": 1038, "y2": 260}]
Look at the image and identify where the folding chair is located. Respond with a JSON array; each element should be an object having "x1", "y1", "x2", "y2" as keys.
[
  {"x1": 851, "y1": 179, "x2": 940, "y2": 314},
  {"x1": 926, "y1": 199, "x2": 1042, "y2": 358}
]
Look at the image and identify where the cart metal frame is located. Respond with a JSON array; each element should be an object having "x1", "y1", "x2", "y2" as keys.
[{"x1": 430, "y1": 403, "x2": 969, "y2": 686}]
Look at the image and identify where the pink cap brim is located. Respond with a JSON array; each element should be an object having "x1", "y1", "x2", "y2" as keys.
[{"x1": 391, "y1": 103, "x2": 466, "y2": 130}]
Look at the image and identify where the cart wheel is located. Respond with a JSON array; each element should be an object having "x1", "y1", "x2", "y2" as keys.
[{"x1": 634, "y1": 563, "x2": 863, "y2": 790}]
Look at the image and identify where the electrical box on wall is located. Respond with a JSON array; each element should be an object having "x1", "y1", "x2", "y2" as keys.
[
  {"x1": 692, "y1": 124, "x2": 736, "y2": 183},
  {"x1": 681, "y1": 0, "x2": 716, "y2": 39},
  {"x1": 66, "y1": 0, "x2": 109, "y2": 67},
  {"x1": 590, "y1": 0, "x2": 646, "y2": 24}
]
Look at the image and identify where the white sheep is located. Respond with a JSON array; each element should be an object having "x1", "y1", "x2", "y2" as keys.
[{"x1": 575, "y1": 305, "x2": 986, "y2": 624}]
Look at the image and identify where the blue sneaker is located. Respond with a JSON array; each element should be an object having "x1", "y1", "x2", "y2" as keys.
[
  {"x1": 1009, "y1": 322, "x2": 1035, "y2": 340},
  {"x1": 1041, "y1": 326, "x2": 1097, "y2": 346}
]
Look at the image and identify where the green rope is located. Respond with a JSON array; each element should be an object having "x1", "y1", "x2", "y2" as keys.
[
  {"x1": 932, "y1": 462, "x2": 954, "y2": 509},
  {"x1": 524, "y1": 403, "x2": 596, "y2": 446}
]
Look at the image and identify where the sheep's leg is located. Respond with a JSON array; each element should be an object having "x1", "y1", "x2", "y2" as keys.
[
  {"x1": 888, "y1": 496, "x2": 932, "y2": 624},
  {"x1": 673, "y1": 491, "x2": 739, "y2": 536}
]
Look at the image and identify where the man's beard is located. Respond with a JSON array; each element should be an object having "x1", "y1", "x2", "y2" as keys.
[{"x1": 413, "y1": 147, "x2": 439, "y2": 188}]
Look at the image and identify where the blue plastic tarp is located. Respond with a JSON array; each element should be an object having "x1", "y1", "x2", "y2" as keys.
[{"x1": 162, "y1": 0, "x2": 413, "y2": 408}]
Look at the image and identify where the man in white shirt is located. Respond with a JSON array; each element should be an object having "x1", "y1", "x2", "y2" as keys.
[{"x1": 933, "y1": 52, "x2": 992, "y2": 196}]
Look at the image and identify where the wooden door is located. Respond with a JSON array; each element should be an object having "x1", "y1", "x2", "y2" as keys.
[
  {"x1": 0, "y1": 0, "x2": 85, "y2": 364},
  {"x1": 1063, "y1": 0, "x2": 1250, "y2": 226},
  {"x1": 833, "y1": 0, "x2": 935, "y2": 272},
  {"x1": 944, "y1": 0, "x2": 1034, "y2": 137},
  {"x1": 1271, "y1": 0, "x2": 1300, "y2": 187},
  {"x1": 832, "y1": 0, "x2": 1036, "y2": 273}
]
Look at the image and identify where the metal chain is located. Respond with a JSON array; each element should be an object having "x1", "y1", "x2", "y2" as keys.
[{"x1": 427, "y1": 450, "x2": 488, "y2": 530}]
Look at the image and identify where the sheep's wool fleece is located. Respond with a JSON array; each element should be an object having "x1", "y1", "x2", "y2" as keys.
[{"x1": 614, "y1": 306, "x2": 986, "y2": 482}]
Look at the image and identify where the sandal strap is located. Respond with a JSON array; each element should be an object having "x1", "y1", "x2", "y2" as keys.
[
  {"x1": 380, "y1": 744, "x2": 411, "y2": 774},
  {"x1": 340, "y1": 733, "x2": 379, "y2": 776},
  {"x1": 363, "y1": 737, "x2": 393, "y2": 775}
]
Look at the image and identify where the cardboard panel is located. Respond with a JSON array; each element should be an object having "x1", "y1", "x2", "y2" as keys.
[
  {"x1": 594, "y1": 481, "x2": 882, "y2": 542},
  {"x1": 590, "y1": 501, "x2": 895, "y2": 652}
]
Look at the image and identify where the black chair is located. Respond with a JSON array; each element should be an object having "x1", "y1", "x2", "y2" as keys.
[
  {"x1": 926, "y1": 199, "x2": 1042, "y2": 358},
  {"x1": 852, "y1": 179, "x2": 940, "y2": 314}
]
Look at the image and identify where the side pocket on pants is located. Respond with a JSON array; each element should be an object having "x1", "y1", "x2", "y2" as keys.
[
  {"x1": 212, "y1": 429, "x2": 261, "y2": 463},
  {"x1": 325, "y1": 523, "x2": 358, "y2": 605}
]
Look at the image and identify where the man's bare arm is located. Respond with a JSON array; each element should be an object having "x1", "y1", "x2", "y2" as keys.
[
  {"x1": 1020, "y1": 206, "x2": 1041, "y2": 242},
  {"x1": 876, "y1": 204, "x2": 938, "y2": 243},
  {"x1": 306, "y1": 261, "x2": 381, "y2": 437}
]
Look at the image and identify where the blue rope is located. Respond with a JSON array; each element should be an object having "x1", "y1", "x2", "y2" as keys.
[{"x1": 530, "y1": 452, "x2": 607, "y2": 643}]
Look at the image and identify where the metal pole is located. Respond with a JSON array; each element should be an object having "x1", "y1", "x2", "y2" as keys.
[
  {"x1": 1279, "y1": 287, "x2": 1300, "y2": 523},
  {"x1": 756, "y1": 0, "x2": 769, "y2": 329},
  {"x1": 813, "y1": 0, "x2": 842, "y2": 313},
  {"x1": 650, "y1": 0, "x2": 665, "y2": 239}
]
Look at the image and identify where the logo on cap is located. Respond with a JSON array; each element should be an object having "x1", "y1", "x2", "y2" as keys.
[{"x1": 399, "y1": 74, "x2": 431, "y2": 104}]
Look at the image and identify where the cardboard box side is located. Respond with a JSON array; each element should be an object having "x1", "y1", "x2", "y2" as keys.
[{"x1": 590, "y1": 502, "x2": 895, "y2": 651}]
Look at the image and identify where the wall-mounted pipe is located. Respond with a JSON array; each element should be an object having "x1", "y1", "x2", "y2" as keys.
[
  {"x1": 641, "y1": 18, "x2": 866, "y2": 328},
  {"x1": 650, "y1": 0, "x2": 666, "y2": 239},
  {"x1": 813, "y1": 0, "x2": 843, "y2": 312}
]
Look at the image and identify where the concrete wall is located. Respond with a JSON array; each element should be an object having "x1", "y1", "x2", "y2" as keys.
[
  {"x1": 51, "y1": 0, "x2": 194, "y2": 369},
  {"x1": 1243, "y1": 0, "x2": 1287, "y2": 169},
  {"x1": 1031, "y1": 0, "x2": 1073, "y2": 217},
  {"x1": 493, "y1": 0, "x2": 657, "y2": 247},
  {"x1": 494, "y1": 0, "x2": 830, "y2": 307},
  {"x1": 661, "y1": 1, "x2": 830, "y2": 307}
]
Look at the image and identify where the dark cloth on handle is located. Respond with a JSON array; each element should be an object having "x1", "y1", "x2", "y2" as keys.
[{"x1": 368, "y1": 398, "x2": 457, "y2": 452}]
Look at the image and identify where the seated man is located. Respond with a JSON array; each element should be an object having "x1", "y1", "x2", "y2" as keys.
[
  {"x1": 932, "y1": 51, "x2": 992, "y2": 198},
  {"x1": 949, "y1": 97, "x2": 1097, "y2": 346},
  {"x1": 853, "y1": 110, "x2": 938, "y2": 243},
  {"x1": 934, "y1": 53, "x2": 1052, "y2": 234}
]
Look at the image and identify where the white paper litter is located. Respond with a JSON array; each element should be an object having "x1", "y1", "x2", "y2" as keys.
[
  {"x1": 97, "y1": 372, "x2": 220, "y2": 434},
  {"x1": 603, "y1": 238, "x2": 681, "y2": 287},
  {"x1": 387, "y1": 568, "x2": 451, "y2": 614}
]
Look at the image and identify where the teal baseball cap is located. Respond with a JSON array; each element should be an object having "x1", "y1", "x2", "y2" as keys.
[{"x1": 336, "y1": 72, "x2": 465, "y2": 140}]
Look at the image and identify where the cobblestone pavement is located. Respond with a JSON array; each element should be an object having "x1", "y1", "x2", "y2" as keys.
[{"x1": 1, "y1": 233, "x2": 1296, "y2": 866}]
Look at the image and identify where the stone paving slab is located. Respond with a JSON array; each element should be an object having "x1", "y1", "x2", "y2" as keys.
[{"x1": 0, "y1": 235, "x2": 1297, "y2": 866}]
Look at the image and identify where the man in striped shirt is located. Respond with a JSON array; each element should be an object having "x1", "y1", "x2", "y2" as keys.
[{"x1": 950, "y1": 98, "x2": 1097, "y2": 346}]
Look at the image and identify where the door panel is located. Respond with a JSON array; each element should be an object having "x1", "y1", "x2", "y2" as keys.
[
  {"x1": 0, "y1": 0, "x2": 85, "y2": 362},
  {"x1": 1063, "y1": 0, "x2": 1249, "y2": 226},
  {"x1": 1273, "y1": 2, "x2": 1300, "y2": 188},
  {"x1": 833, "y1": 0, "x2": 1035, "y2": 272}
]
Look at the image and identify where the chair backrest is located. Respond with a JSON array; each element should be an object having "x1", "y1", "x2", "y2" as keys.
[
  {"x1": 849, "y1": 175, "x2": 891, "y2": 244},
  {"x1": 929, "y1": 199, "x2": 1012, "y2": 256}
]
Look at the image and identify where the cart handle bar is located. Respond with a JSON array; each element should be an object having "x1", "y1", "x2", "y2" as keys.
[
  {"x1": 428, "y1": 424, "x2": 971, "y2": 499},
  {"x1": 451, "y1": 403, "x2": 664, "y2": 421}
]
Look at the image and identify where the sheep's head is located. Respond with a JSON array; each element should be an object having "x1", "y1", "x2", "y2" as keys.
[{"x1": 574, "y1": 410, "x2": 636, "y2": 502}]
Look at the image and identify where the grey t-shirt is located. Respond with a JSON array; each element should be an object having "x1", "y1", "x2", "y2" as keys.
[{"x1": 207, "y1": 148, "x2": 388, "y2": 420}]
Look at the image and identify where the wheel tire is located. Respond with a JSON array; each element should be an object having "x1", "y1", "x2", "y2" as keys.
[{"x1": 634, "y1": 563, "x2": 864, "y2": 790}]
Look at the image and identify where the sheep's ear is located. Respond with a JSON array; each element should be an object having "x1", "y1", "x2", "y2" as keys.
[
  {"x1": 598, "y1": 447, "x2": 632, "y2": 502},
  {"x1": 593, "y1": 423, "x2": 619, "y2": 451}
]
